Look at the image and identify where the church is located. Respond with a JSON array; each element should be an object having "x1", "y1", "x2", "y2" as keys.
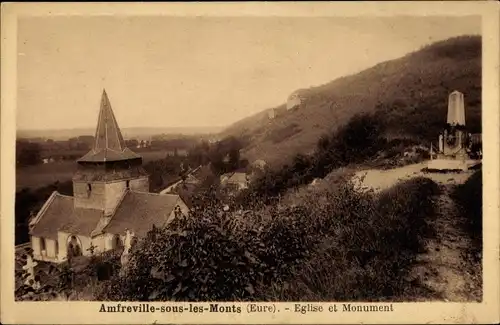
[{"x1": 28, "y1": 90, "x2": 190, "y2": 263}]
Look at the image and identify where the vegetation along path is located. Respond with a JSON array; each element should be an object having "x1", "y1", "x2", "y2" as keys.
[{"x1": 355, "y1": 162, "x2": 482, "y2": 301}]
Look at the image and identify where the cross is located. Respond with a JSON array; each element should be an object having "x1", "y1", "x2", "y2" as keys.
[
  {"x1": 87, "y1": 242, "x2": 97, "y2": 255},
  {"x1": 120, "y1": 229, "x2": 135, "y2": 272},
  {"x1": 22, "y1": 255, "x2": 38, "y2": 273},
  {"x1": 22, "y1": 254, "x2": 38, "y2": 286},
  {"x1": 123, "y1": 229, "x2": 135, "y2": 254}
]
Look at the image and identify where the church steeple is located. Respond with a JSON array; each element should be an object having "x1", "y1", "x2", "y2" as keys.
[
  {"x1": 73, "y1": 89, "x2": 149, "y2": 214},
  {"x1": 77, "y1": 89, "x2": 140, "y2": 163},
  {"x1": 95, "y1": 89, "x2": 125, "y2": 152}
]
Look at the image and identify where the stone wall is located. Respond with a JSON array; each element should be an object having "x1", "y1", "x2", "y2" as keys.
[
  {"x1": 104, "y1": 181, "x2": 127, "y2": 215},
  {"x1": 31, "y1": 236, "x2": 58, "y2": 262},
  {"x1": 74, "y1": 176, "x2": 149, "y2": 214},
  {"x1": 73, "y1": 181, "x2": 106, "y2": 210},
  {"x1": 129, "y1": 176, "x2": 149, "y2": 192}
]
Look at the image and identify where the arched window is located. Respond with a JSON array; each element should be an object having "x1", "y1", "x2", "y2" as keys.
[
  {"x1": 126, "y1": 180, "x2": 130, "y2": 189},
  {"x1": 67, "y1": 235, "x2": 82, "y2": 257},
  {"x1": 112, "y1": 234, "x2": 123, "y2": 250}
]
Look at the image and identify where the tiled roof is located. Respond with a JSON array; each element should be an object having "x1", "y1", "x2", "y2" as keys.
[
  {"x1": 103, "y1": 191, "x2": 182, "y2": 237},
  {"x1": 77, "y1": 90, "x2": 141, "y2": 163},
  {"x1": 29, "y1": 193, "x2": 102, "y2": 240},
  {"x1": 222, "y1": 171, "x2": 248, "y2": 185},
  {"x1": 59, "y1": 208, "x2": 103, "y2": 236},
  {"x1": 30, "y1": 190, "x2": 186, "y2": 241}
]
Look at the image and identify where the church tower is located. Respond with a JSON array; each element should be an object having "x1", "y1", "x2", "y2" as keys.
[{"x1": 72, "y1": 89, "x2": 149, "y2": 215}]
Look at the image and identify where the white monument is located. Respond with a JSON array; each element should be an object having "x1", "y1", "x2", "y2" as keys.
[
  {"x1": 447, "y1": 90, "x2": 466, "y2": 126},
  {"x1": 428, "y1": 90, "x2": 479, "y2": 171}
]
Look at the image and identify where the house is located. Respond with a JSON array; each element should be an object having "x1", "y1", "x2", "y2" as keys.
[
  {"x1": 286, "y1": 91, "x2": 305, "y2": 110},
  {"x1": 267, "y1": 106, "x2": 287, "y2": 120},
  {"x1": 220, "y1": 170, "x2": 250, "y2": 194},
  {"x1": 28, "y1": 90, "x2": 189, "y2": 264}
]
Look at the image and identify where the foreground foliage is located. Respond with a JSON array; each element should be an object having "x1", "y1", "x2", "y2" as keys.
[{"x1": 95, "y1": 176, "x2": 440, "y2": 302}]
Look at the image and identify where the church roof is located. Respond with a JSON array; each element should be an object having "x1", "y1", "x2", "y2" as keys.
[
  {"x1": 29, "y1": 192, "x2": 103, "y2": 240},
  {"x1": 77, "y1": 89, "x2": 141, "y2": 163},
  {"x1": 30, "y1": 190, "x2": 186, "y2": 241},
  {"x1": 103, "y1": 191, "x2": 183, "y2": 237}
]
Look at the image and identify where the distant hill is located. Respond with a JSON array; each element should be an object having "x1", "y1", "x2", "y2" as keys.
[
  {"x1": 221, "y1": 35, "x2": 482, "y2": 168},
  {"x1": 17, "y1": 126, "x2": 224, "y2": 141}
]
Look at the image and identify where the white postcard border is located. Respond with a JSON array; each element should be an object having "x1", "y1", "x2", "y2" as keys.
[{"x1": 1, "y1": 2, "x2": 499, "y2": 324}]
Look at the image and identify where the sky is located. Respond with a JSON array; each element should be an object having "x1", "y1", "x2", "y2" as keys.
[{"x1": 17, "y1": 16, "x2": 481, "y2": 131}]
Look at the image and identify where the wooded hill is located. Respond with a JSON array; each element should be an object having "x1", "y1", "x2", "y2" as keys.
[{"x1": 222, "y1": 35, "x2": 481, "y2": 167}]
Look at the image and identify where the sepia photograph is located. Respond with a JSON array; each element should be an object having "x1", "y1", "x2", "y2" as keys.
[{"x1": 1, "y1": 2, "x2": 499, "y2": 325}]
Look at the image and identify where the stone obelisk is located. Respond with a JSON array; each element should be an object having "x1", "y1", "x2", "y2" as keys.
[
  {"x1": 447, "y1": 90, "x2": 466, "y2": 127},
  {"x1": 442, "y1": 90, "x2": 468, "y2": 158}
]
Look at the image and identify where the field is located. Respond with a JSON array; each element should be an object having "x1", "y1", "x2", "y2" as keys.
[{"x1": 16, "y1": 150, "x2": 172, "y2": 190}]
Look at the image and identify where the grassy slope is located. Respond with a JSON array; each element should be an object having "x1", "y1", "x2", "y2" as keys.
[{"x1": 221, "y1": 36, "x2": 481, "y2": 168}]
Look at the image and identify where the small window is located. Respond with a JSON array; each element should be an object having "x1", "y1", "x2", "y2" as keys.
[
  {"x1": 87, "y1": 183, "x2": 92, "y2": 192},
  {"x1": 126, "y1": 180, "x2": 130, "y2": 189},
  {"x1": 40, "y1": 237, "x2": 46, "y2": 254}
]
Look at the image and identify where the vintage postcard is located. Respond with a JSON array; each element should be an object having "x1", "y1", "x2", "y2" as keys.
[{"x1": 1, "y1": 2, "x2": 499, "y2": 324}]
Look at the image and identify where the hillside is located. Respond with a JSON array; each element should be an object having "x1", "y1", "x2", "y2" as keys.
[{"x1": 222, "y1": 35, "x2": 481, "y2": 168}]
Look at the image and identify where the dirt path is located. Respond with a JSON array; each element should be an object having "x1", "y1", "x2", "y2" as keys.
[
  {"x1": 354, "y1": 162, "x2": 482, "y2": 301},
  {"x1": 410, "y1": 184, "x2": 482, "y2": 302}
]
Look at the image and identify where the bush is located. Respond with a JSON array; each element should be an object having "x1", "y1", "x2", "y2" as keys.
[
  {"x1": 97, "y1": 189, "x2": 336, "y2": 301},
  {"x1": 242, "y1": 113, "x2": 386, "y2": 206},
  {"x1": 257, "y1": 177, "x2": 441, "y2": 301},
  {"x1": 95, "y1": 175, "x2": 440, "y2": 302}
]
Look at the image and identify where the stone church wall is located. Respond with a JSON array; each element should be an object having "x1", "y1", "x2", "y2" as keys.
[
  {"x1": 31, "y1": 236, "x2": 58, "y2": 262},
  {"x1": 104, "y1": 181, "x2": 127, "y2": 215},
  {"x1": 31, "y1": 236, "x2": 41, "y2": 258},
  {"x1": 129, "y1": 176, "x2": 149, "y2": 192},
  {"x1": 73, "y1": 181, "x2": 106, "y2": 210},
  {"x1": 45, "y1": 238, "x2": 58, "y2": 259},
  {"x1": 74, "y1": 176, "x2": 149, "y2": 214},
  {"x1": 89, "y1": 233, "x2": 111, "y2": 253}
]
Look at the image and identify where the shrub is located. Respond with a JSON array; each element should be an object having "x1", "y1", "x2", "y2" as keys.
[
  {"x1": 257, "y1": 177, "x2": 441, "y2": 301},
  {"x1": 241, "y1": 113, "x2": 387, "y2": 206},
  {"x1": 97, "y1": 189, "x2": 337, "y2": 301}
]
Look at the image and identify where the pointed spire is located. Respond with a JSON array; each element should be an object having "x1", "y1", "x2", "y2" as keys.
[
  {"x1": 77, "y1": 90, "x2": 140, "y2": 163},
  {"x1": 94, "y1": 89, "x2": 126, "y2": 152}
]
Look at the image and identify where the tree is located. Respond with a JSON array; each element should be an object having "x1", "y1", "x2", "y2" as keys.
[{"x1": 16, "y1": 142, "x2": 42, "y2": 166}]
